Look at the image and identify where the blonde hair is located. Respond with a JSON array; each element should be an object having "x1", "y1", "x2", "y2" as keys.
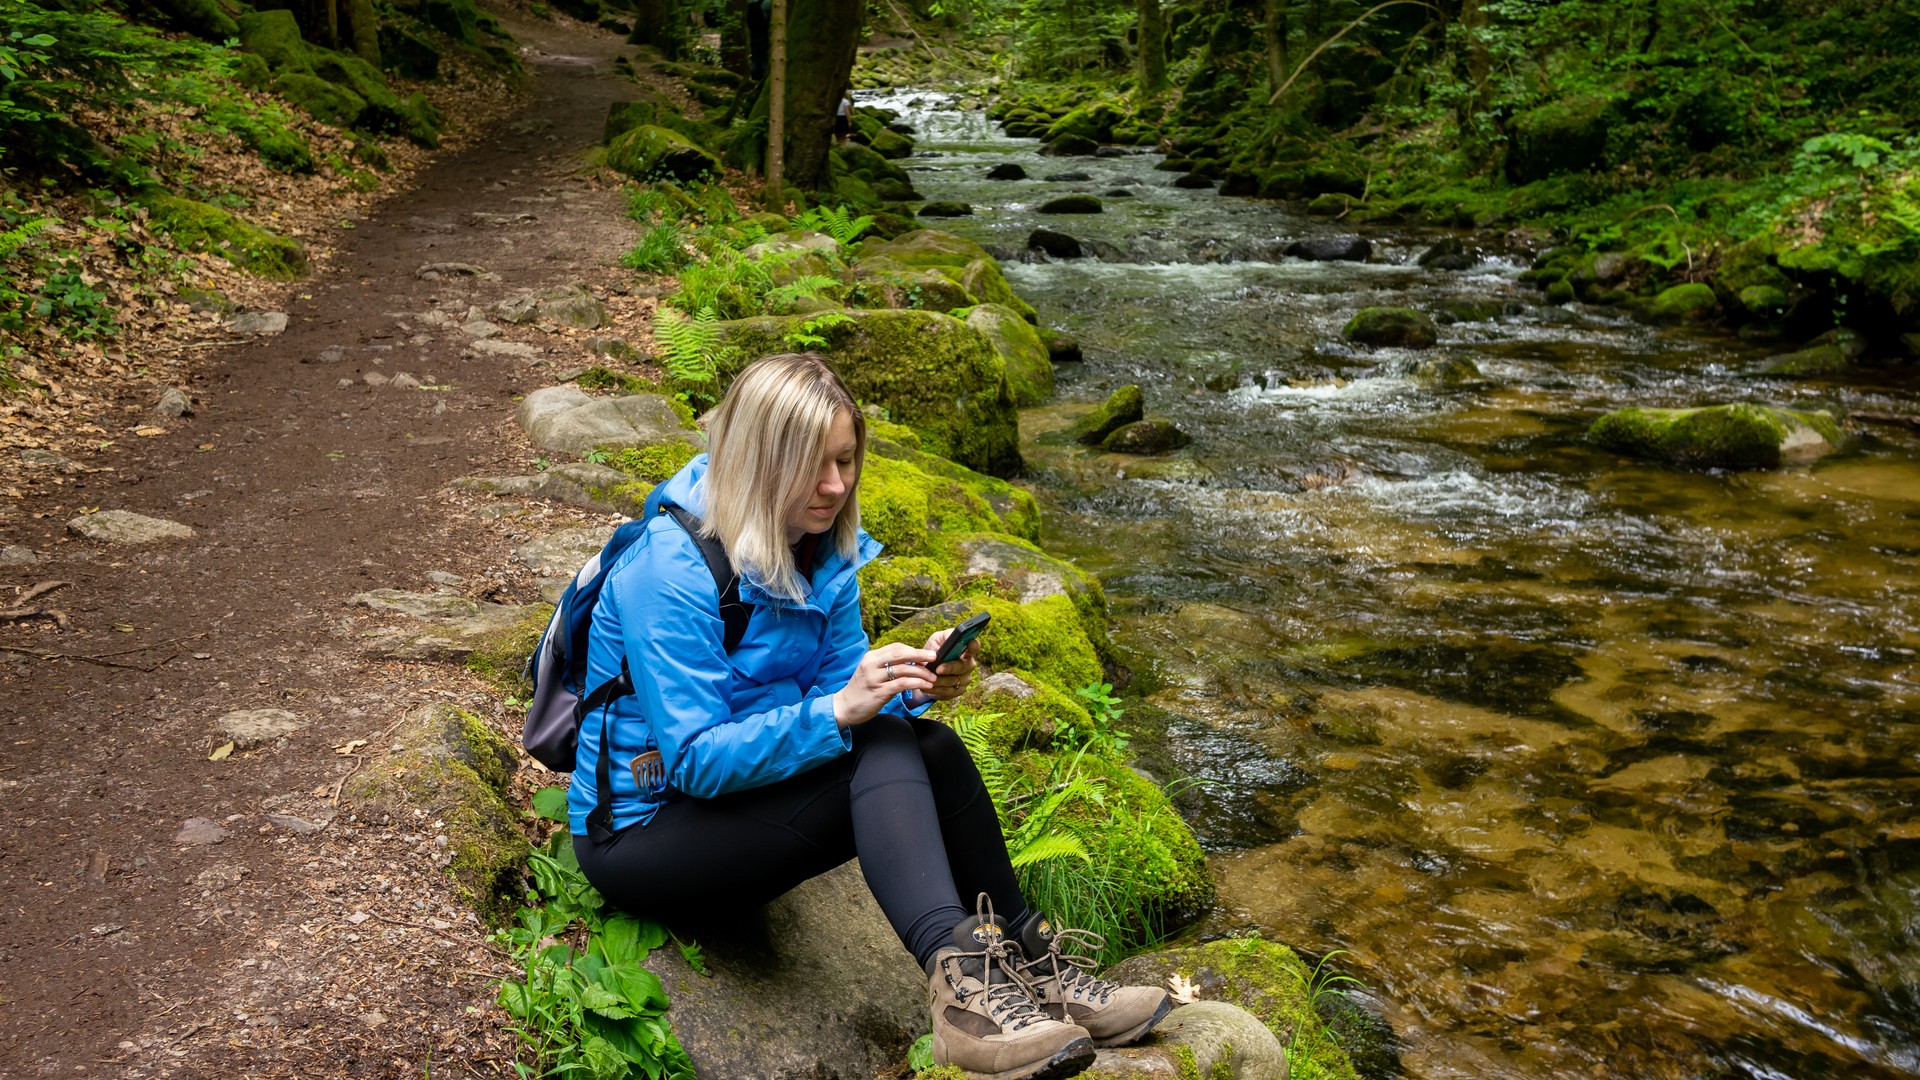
[{"x1": 702, "y1": 353, "x2": 866, "y2": 602}]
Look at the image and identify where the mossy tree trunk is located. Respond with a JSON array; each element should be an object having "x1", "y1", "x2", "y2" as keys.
[
  {"x1": 720, "y1": 0, "x2": 750, "y2": 75},
  {"x1": 1135, "y1": 0, "x2": 1166, "y2": 95},
  {"x1": 766, "y1": 0, "x2": 786, "y2": 209},
  {"x1": 743, "y1": 0, "x2": 860, "y2": 192},
  {"x1": 346, "y1": 0, "x2": 380, "y2": 65},
  {"x1": 630, "y1": 0, "x2": 683, "y2": 59},
  {"x1": 1263, "y1": 0, "x2": 1289, "y2": 90}
]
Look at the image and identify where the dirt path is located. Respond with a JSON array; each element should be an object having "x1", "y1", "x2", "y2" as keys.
[{"x1": 1, "y1": 13, "x2": 652, "y2": 1078}]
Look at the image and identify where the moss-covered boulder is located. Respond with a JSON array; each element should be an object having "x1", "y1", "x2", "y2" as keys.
[
  {"x1": 864, "y1": 435, "x2": 1041, "y2": 543},
  {"x1": 917, "y1": 201, "x2": 972, "y2": 218},
  {"x1": 1588, "y1": 403, "x2": 1843, "y2": 469},
  {"x1": 274, "y1": 71, "x2": 366, "y2": 127},
  {"x1": 607, "y1": 125, "x2": 721, "y2": 183},
  {"x1": 1043, "y1": 101, "x2": 1124, "y2": 146},
  {"x1": 1761, "y1": 343, "x2": 1851, "y2": 377},
  {"x1": 966, "y1": 304, "x2": 1053, "y2": 405},
  {"x1": 848, "y1": 259, "x2": 972, "y2": 311},
  {"x1": 856, "y1": 452, "x2": 1038, "y2": 561},
  {"x1": 1039, "y1": 194, "x2": 1103, "y2": 214},
  {"x1": 1344, "y1": 306, "x2": 1439, "y2": 349},
  {"x1": 1506, "y1": 94, "x2": 1615, "y2": 183},
  {"x1": 955, "y1": 533, "x2": 1107, "y2": 644},
  {"x1": 858, "y1": 231, "x2": 1037, "y2": 322},
  {"x1": 1102, "y1": 419, "x2": 1192, "y2": 455},
  {"x1": 1104, "y1": 937, "x2": 1369, "y2": 1080},
  {"x1": 946, "y1": 669, "x2": 1095, "y2": 759},
  {"x1": 237, "y1": 9, "x2": 313, "y2": 74},
  {"x1": 866, "y1": 127, "x2": 914, "y2": 159},
  {"x1": 1648, "y1": 282, "x2": 1720, "y2": 323},
  {"x1": 883, "y1": 594, "x2": 1102, "y2": 701},
  {"x1": 136, "y1": 189, "x2": 308, "y2": 279},
  {"x1": 342, "y1": 704, "x2": 528, "y2": 923},
  {"x1": 379, "y1": 24, "x2": 442, "y2": 79},
  {"x1": 1066, "y1": 384, "x2": 1144, "y2": 445},
  {"x1": 715, "y1": 308, "x2": 1021, "y2": 476},
  {"x1": 1408, "y1": 355, "x2": 1486, "y2": 389}
]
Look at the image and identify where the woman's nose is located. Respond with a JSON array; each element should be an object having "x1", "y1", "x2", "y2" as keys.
[{"x1": 819, "y1": 468, "x2": 844, "y2": 495}]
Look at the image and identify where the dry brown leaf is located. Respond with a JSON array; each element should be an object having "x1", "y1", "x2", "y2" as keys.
[{"x1": 208, "y1": 742, "x2": 235, "y2": 761}]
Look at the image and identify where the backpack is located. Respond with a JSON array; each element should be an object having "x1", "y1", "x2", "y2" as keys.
[{"x1": 521, "y1": 497, "x2": 753, "y2": 840}]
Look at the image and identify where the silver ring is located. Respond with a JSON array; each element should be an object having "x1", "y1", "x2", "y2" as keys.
[{"x1": 885, "y1": 662, "x2": 894, "y2": 681}]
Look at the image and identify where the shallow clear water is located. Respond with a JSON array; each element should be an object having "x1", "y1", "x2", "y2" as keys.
[{"x1": 866, "y1": 89, "x2": 1920, "y2": 1079}]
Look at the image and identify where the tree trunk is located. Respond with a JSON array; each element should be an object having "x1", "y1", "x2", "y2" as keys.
[
  {"x1": 1136, "y1": 0, "x2": 1166, "y2": 95},
  {"x1": 347, "y1": 0, "x2": 380, "y2": 66},
  {"x1": 745, "y1": 0, "x2": 861, "y2": 192},
  {"x1": 721, "y1": 0, "x2": 750, "y2": 76},
  {"x1": 630, "y1": 0, "x2": 681, "y2": 59},
  {"x1": 1263, "y1": 0, "x2": 1289, "y2": 91},
  {"x1": 766, "y1": 0, "x2": 786, "y2": 211}
]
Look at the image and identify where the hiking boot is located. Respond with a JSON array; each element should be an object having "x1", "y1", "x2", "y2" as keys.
[
  {"x1": 928, "y1": 906, "x2": 1095, "y2": 1080},
  {"x1": 1016, "y1": 916, "x2": 1172, "y2": 1048}
]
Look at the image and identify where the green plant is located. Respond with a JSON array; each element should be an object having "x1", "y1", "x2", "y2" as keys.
[
  {"x1": 622, "y1": 222, "x2": 688, "y2": 273},
  {"x1": 1290, "y1": 949, "x2": 1365, "y2": 1043},
  {"x1": 495, "y1": 787, "x2": 697, "y2": 1080},
  {"x1": 0, "y1": 212, "x2": 54, "y2": 330},
  {"x1": 793, "y1": 204, "x2": 874, "y2": 248},
  {"x1": 781, "y1": 312, "x2": 854, "y2": 350},
  {"x1": 651, "y1": 305, "x2": 733, "y2": 409},
  {"x1": 1067, "y1": 681, "x2": 1130, "y2": 758},
  {"x1": 763, "y1": 273, "x2": 840, "y2": 311}
]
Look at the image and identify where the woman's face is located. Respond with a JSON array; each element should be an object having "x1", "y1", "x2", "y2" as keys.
[{"x1": 788, "y1": 409, "x2": 858, "y2": 539}]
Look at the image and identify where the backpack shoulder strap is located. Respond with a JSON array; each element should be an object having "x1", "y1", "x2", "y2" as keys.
[{"x1": 660, "y1": 503, "x2": 752, "y2": 653}]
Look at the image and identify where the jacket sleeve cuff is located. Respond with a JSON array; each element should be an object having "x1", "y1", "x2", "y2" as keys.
[{"x1": 813, "y1": 693, "x2": 854, "y2": 750}]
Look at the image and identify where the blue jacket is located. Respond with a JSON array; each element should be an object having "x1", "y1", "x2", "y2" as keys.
[{"x1": 568, "y1": 454, "x2": 923, "y2": 835}]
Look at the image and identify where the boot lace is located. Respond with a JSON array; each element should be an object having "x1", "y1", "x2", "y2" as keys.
[
  {"x1": 1030, "y1": 926, "x2": 1116, "y2": 1006},
  {"x1": 944, "y1": 894, "x2": 1053, "y2": 1031}
]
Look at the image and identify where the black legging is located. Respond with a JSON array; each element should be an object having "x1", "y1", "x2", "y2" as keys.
[{"x1": 576, "y1": 713, "x2": 1028, "y2": 968}]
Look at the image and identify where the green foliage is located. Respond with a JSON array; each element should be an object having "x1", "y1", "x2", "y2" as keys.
[
  {"x1": 650, "y1": 305, "x2": 733, "y2": 409},
  {"x1": 781, "y1": 311, "x2": 854, "y2": 351},
  {"x1": 1066, "y1": 681, "x2": 1130, "y2": 758},
  {"x1": 495, "y1": 788, "x2": 697, "y2": 1080},
  {"x1": 792, "y1": 204, "x2": 874, "y2": 248},
  {"x1": 1291, "y1": 949, "x2": 1365, "y2": 1029},
  {"x1": 622, "y1": 222, "x2": 689, "y2": 273}
]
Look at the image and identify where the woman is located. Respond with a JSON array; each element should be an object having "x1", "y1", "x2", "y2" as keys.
[{"x1": 568, "y1": 354, "x2": 1169, "y2": 1080}]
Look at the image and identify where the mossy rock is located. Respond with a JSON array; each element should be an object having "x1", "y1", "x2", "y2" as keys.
[
  {"x1": 379, "y1": 25, "x2": 442, "y2": 80},
  {"x1": 880, "y1": 594, "x2": 1102, "y2": 697},
  {"x1": 1104, "y1": 938, "x2": 1368, "y2": 1080},
  {"x1": 945, "y1": 669, "x2": 1094, "y2": 759},
  {"x1": 1408, "y1": 355, "x2": 1487, "y2": 390},
  {"x1": 341, "y1": 704, "x2": 528, "y2": 924},
  {"x1": 606, "y1": 441, "x2": 700, "y2": 484},
  {"x1": 1043, "y1": 133, "x2": 1099, "y2": 156},
  {"x1": 856, "y1": 453, "x2": 1035, "y2": 559},
  {"x1": 1736, "y1": 284, "x2": 1789, "y2": 319},
  {"x1": 850, "y1": 258, "x2": 975, "y2": 311},
  {"x1": 1506, "y1": 94, "x2": 1615, "y2": 183},
  {"x1": 274, "y1": 72, "x2": 367, "y2": 128},
  {"x1": 460, "y1": 602, "x2": 554, "y2": 694},
  {"x1": 136, "y1": 188, "x2": 308, "y2": 279},
  {"x1": 237, "y1": 8, "x2": 313, "y2": 74},
  {"x1": 1039, "y1": 195, "x2": 1103, "y2": 215},
  {"x1": 872, "y1": 178, "x2": 920, "y2": 202},
  {"x1": 1102, "y1": 419, "x2": 1191, "y2": 455},
  {"x1": 1588, "y1": 403, "x2": 1843, "y2": 469},
  {"x1": 1760, "y1": 344, "x2": 1850, "y2": 377},
  {"x1": 864, "y1": 436, "x2": 1040, "y2": 543},
  {"x1": 856, "y1": 554, "x2": 953, "y2": 637},
  {"x1": 917, "y1": 201, "x2": 972, "y2": 218},
  {"x1": 958, "y1": 259, "x2": 1037, "y2": 323},
  {"x1": 608, "y1": 125, "x2": 720, "y2": 183},
  {"x1": 151, "y1": 0, "x2": 241, "y2": 40},
  {"x1": 835, "y1": 142, "x2": 910, "y2": 186},
  {"x1": 1066, "y1": 384, "x2": 1144, "y2": 445},
  {"x1": 1043, "y1": 101, "x2": 1125, "y2": 145},
  {"x1": 1343, "y1": 306, "x2": 1438, "y2": 349},
  {"x1": 952, "y1": 533, "x2": 1108, "y2": 648},
  {"x1": 858, "y1": 230, "x2": 1037, "y2": 322},
  {"x1": 715, "y1": 308, "x2": 1021, "y2": 477},
  {"x1": 1306, "y1": 192, "x2": 1352, "y2": 216},
  {"x1": 867, "y1": 128, "x2": 914, "y2": 159},
  {"x1": 965, "y1": 304, "x2": 1053, "y2": 406},
  {"x1": 1648, "y1": 282, "x2": 1720, "y2": 323}
]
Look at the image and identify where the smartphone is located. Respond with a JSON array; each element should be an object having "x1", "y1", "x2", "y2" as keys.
[{"x1": 932, "y1": 612, "x2": 991, "y2": 668}]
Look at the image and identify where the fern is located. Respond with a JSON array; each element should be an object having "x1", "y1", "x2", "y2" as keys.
[
  {"x1": 794, "y1": 205, "x2": 874, "y2": 247},
  {"x1": 765, "y1": 273, "x2": 840, "y2": 311},
  {"x1": 0, "y1": 215, "x2": 55, "y2": 321},
  {"x1": 650, "y1": 305, "x2": 731, "y2": 408},
  {"x1": 0, "y1": 215, "x2": 54, "y2": 262}
]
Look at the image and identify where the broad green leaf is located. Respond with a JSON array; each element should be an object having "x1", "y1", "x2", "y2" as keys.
[{"x1": 531, "y1": 785, "x2": 570, "y2": 823}]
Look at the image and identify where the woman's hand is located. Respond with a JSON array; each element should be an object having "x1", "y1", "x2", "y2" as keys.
[
  {"x1": 911, "y1": 628, "x2": 979, "y2": 705},
  {"x1": 833, "y1": 642, "x2": 939, "y2": 728}
]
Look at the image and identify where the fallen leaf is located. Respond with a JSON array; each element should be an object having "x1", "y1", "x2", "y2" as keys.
[
  {"x1": 1168, "y1": 973, "x2": 1201, "y2": 1005},
  {"x1": 335, "y1": 739, "x2": 367, "y2": 755},
  {"x1": 111, "y1": 623, "x2": 135, "y2": 632},
  {"x1": 209, "y1": 742, "x2": 234, "y2": 761}
]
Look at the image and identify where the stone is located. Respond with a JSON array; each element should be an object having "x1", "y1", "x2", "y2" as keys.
[
  {"x1": 1045, "y1": 170, "x2": 1092, "y2": 182},
  {"x1": 1027, "y1": 228, "x2": 1082, "y2": 259},
  {"x1": 451, "y1": 463, "x2": 643, "y2": 516},
  {"x1": 916, "y1": 201, "x2": 972, "y2": 218},
  {"x1": 1044, "y1": 132, "x2": 1099, "y2": 156},
  {"x1": 214, "y1": 708, "x2": 306, "y2": 749},
  {"x1": 359, "y1": 600, "x2": 548, "y2": 666},
  {"x1": 641, "y1": 861, "x2": 926, "y2": 1079},
  {"x1": 472, "y1": 339, "x2": 541, "y2": 359},
  {"x1": 1043, "y1": 330, "x2": 1083, "y2": 364},
  {"x1": 0, "y1": 545, "x2": 38, "y2": 566},
  {"x1": 1343, "y1": 306, "x2": 1439, "y2": 349},
  {"x1": 1102, "y1": 418, "x2": 1191, "y2": 455},
  {"x1": 154, "y1": 387, "x2": 193, "y2": 417},
  {"x1": 1588, "y1": 403, "x2": 1844, "y2": 469},
  {"x1": 606, "y1": 124, "x2": 720, "y2": 183},
  {"x1": 351, "y1": 589, "x2": 502, "y2": 620},
  {"x1": 850, "y1": 260, "x2": 976, "y2": 311},
  {"x1": 985, "y1": 163, "x2": 1027, "y2": 180},
  {"x1": 1090, "y1": 1002, "x2": 1289, "y2": 1080},
  {"x1": 226, "y1": 311, "x2": 288, "y2": 335},
  {"x1": 173, "y1": 817, "x2": 228, "y2": 845},
  {"x1": 494, "y1": 283, "x2": 608, "y2": 330},
  {"x1": 1067, "y1": 384, "x2": 1144, "y2": 445},
  {"x1": 1761, "y1": 343, "x2": 1850, "y2": 377},
  {"x1": 1284, "y1": 237, "x2": 1371, "y2": 262},
  {"x1": 461, "y1": 319, "x2": 503, "y2": 338},
  {"x1": 1407, "y1": 355, "x2": 1486, "y2": 389},
  {"x1": 1648, "y1": 282, "x2": 1719, "y2": 322},
  {"x1": 424, "y1": 570, "x2": 465, "y2": 587},
  {"x1": 67, "y1": 510, "x2": 196, "y2": 544},
  {"x1": 515, "y1": 386, "x2": 703, "y2": 456},
  {"x1": 416, "y1": 261, "x2": 490, "y2": 278},
  {"x1": 965, "y1": 304, "x2": 1053, "y2": 406},
  {"x1": 389, "y1": 373, "x2": 422, "y2": 390},
  {"x1": 1305, "y1": 193, "x2": 1352, "y2": 216},
  {"x1": 266, "y1": 813, "x2": 327, "y2": 835},
  {"x1": 194, "y1": 864, "x2": 246, "y2": 893},
  {"x1": 1173, "y1": 172, "x2": 1216, "y2": 189},
  {"x1": 1105, "y1": 188, "x2": 1134, "y2": 197},
  {"x1": 956, "y1": 536, "x2": 1096, "y2": 606},
  {"x1": 1417, "y1": 236, "x2": 1475, "y2": 271},
  {"x1": 1039, "y1": 195, "x2": 1103, "y2": 214},
  {"x1": 513, "y1": 525, "x2": 617, "y2": 576}
]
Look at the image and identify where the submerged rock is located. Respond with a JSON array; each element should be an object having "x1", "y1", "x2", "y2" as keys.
[
  {"x1": 1038, "y1": 194, "x2": 1103, "y2": 214},
  {"x1": 1067, "y1": 384, "x2": 1145, "y2": 445},
  {"x1": 916, "y1": 201, "x2": 972, "y2": 217},
  {"x1": 1027, "y1": 228, "x2": 1083, "y2": 259},
  {"x1": 1284, "y1": 236, "x2": 1371, "y2": 262},
  {"x1": 1173, "y1": 172, "x2": 1215, "y2": 189},
  {"x1": 1418, "y1": 236, "x2": 1476, "y2": 270},
  {"x1": 1103, "y1": 418, "x2": 1191, "y2": 455},
  {"x1": 1408, "y1": 355, "x2": 1487, "y2": 389},
  {"x1": 1041, "y1": 329, "x2": 1084, "y2": 363},
  {"x1": 1045, "y1": 170, "x2": 1092, "y2": 182},
  {"x1": 1588, "y1": 403, "x2": 1843, "y2": 469},
  {"x1": 985, "y1": 162, "x2": 1027, "y2": 180},
  {"x1": 1761, "y1": 343, "x2": 1850, "y2": 377},
  {"x1": 1344, "y1": 307, "x2": 1440, "y2": 349}
]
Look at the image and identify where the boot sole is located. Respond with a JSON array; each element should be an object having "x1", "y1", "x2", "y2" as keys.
[
  {"x1": 962, "y1": 1036, "x2": 1097, "y2": 1080},
  {"x1": 1092, "y1": 994, "x2": 1175, "y2": 1049}
]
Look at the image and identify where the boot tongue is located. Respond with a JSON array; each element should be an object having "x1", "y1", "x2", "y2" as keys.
[
  {"x1": 1019, "y1": 914, "x2": 1058, "y2": 959},
  {"x1": 952, "y1": 913, "x2": 1010, "y2": 953}
]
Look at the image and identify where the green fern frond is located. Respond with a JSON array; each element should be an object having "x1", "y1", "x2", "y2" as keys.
[
  {"x1": 0, "y1": 216, "x2": 55, "y2": 263},
  {"x1": 1009, "y1": 832, "x2": 1090, "y2": 869}
]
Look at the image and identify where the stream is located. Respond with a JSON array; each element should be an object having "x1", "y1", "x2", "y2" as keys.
[{"x1": 865, "y1": 90, "x2": 1920, "y2": 1079}]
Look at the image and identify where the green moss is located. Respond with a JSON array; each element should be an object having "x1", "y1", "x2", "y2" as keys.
[
  {"x1": 1063, "y1": 384, "x2": 1144, "y2": 445},
  {"x1": 607, "y1": 441, "x2": 700, "y2": 483},
  {"x1": 456, "y1": 708, "x2": 517, "y2": 793},
  {"x1": 607, "y1": 125, "x2": 721, "y2": 183},
  {"x1": 866, "y1": 435, "x2": 1040, "y2": 542},
  {"x1": 945, "y1": 668, "x2": 1094, "y2": 758},
  {"x1": 1044, "y1": 101, "x2": 1125, "y2": 145},
  {"x1": 883, "y1": 594, "x2": 1101, "y2": 694},
  {"x1": 1648, "y1": 282, "x2": 1720, "y2": 322},
  {"x1": 1588, "y1": 403, "x2": 1841, "y2": 469},
  {"x1": 1505, "y1": 94, "x2": 1615, "y2": 183},
  {"x1": 236, "y1": 9, "x2": 313, "y2": 74},
  {"x1": 135, "y1": 188, "x2": 309, "y2": 279},
  {"x1": 461, "y1": 604, "x2": 552, "y2": 695},
  {"x1": 866, "y1": 415, "x2": 921, "y2": 449},
  {"x1": 274, "y1": 72, "x2": 366, "y2": 127},
  {"x1": 857, "y1": 555, "x2": 954, "y2": 637},
  {"x1": 965, "y1": 304, "x2": 1052, "y2": 405},
  {"x1": 1343, "y1": 306, "x2": 1438, "y2": 348},
  {"x1": 1175, "y1": 1044, "x2": 1203, "y2": 1080},
  {"x1": 1762, "y1": 343, "x2": 1849, "y2": 377}
]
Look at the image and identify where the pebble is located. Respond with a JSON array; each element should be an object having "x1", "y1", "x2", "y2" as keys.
[
  {"x1": 154, "y1": 387, "x2": 192, "y2": 417},
  {"x1": 337, "y1": 378, "x2": 355, "y2": 389},
  {"x1": 461, "y1": 319, "x2": 503, "y2": 339},
  {"x1": 214, "y1": 707, "x2": 307, "y2": 749},
  {"x1": 0, "y1": 545, "x2": 38, "y2": 566},
  {"x1": 174, "y1": 817, "x2": 229, "y2": 845},
  {"x1": 389, "y1": 373, "x2": 423, "y2": 390},
  {"x1": 266, "y1": 813, "x2": 326, "y2": 835}
]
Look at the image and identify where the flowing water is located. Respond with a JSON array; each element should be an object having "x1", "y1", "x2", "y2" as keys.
[{"x1": 863, "y1": 90, "x2": 1920, "y2": 1079}]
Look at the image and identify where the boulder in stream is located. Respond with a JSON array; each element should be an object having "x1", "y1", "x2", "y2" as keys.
[
  {"x1": 1344, "y1": 306, "x2": 1440, "y2": 349},
  {"x1": 1284, "y1": 236, "x2": 1371, "y2": 262},
  {"x1": 965, "y1": 303, "x2": 1054, "y2": 406},
  {"x1": 1587, "y1": 402, "x2": 1843, "y2": 469},
  {"x1": 1043, "y1": 132, "x2": 1099, "y2": 156},
  {"x1": 1067, "y1": 384, "x2": 1144, "y2": 445},
  {"x1": 1761, "y1": 343, "x2": 1850, "y2": 377},
  {"x1": 1103, "y1": 418, "x2": 1191, "y2": 455},
  {"x1": 1173, "y1": 172, "x2": 1216, "y2": 189},
  {"x1": 1027, "y1": 228, "x2": 1083, "y2": 259},
  {"x1": 1045, "y1": 170, "x2": 1092, "y2": 182},
  {"x1": 1646, "y1": 282, "x2": 1720, "y2": 323},
  {"x1": 1417, "y1": 236, "x2": 1476, "y2": 270},
  {"x1": 1040, "y1": 328, "x2": 1083, "y2": 363},
  {"x1": 916, "y1": 201, "x2": 972, "y2": 218},
  {"x1": 1039, "y1": 194, "x2": 1103, "y2": 214},
  {"x1": 985, "y1": 162, "x2": 1027, "y2": 180}
]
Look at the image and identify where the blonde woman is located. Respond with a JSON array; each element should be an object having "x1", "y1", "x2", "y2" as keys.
[{"x1": 568, "y1": 354, "x2": 1168, "y2": 1080}]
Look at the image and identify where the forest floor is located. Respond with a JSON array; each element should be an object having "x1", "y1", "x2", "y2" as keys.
[{"x1": 0, "y1": 10, "x2": 669, "y2": 1078}]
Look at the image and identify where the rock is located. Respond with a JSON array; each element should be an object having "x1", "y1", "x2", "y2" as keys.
[
  {"x1": 513, "y1": 525, "x2": 617, "y2": 577},
  {"x1": 916, "y1": 201, "x2": 972, "y2": 218},
  {"x1": 957, "y1": 535, "x2": 1097, "y2": 607},
  {"x1": 1283, "y1": 237, "x2": 1371, "y2": 262},
  {"x1": 194, "y1": 864, "x2": 246, "y2": 893},
  {"x1": 359, "y1": 595, "x2": 548, "y2": 676},
  {"x1": 494, "y1": 283, "x2": 608, "y2": 330},
  {"x1": 606, "y1": 124, "x2": 720, "y2": 183},
  {"x1": 1173, "y1": 173, "x2": 1215, "y2": 190},
  {"x1": 1648, "y1": 282, "x2": 1720, "y2": 322},
  {"x1": 351, "y1": 589, "x2": 504, "y2": 620},
  {"x1": 1044, "y1": 132, "x2": 1099, "y2": 156},
  {"x1": 515, "y1": 385, "x2": 703, "y2": 456},
  {"x1": 1027, "y1": 228, "x2": 1083, "y2": 259},
  {"x1": 850, "y1": 259, "x2": 975, "y2": 311},
  {"x1": 265, "y1": 813, "x2": 327, "y2": 834},
  {"x1": 1407, "y1": 355, "x2": 1486, "y2": 389},
  {"x1": 1102, "y1": 418, "x2": 1191, "y2": 455},
  {"x1": 1417, "y1": 236, "x2": 1475, "y2": 270},
  {"x1": 1045, "y1": 170, "x2": 1092, "y2": 182},
  {"x1": 584, "y1": 336, "x2": 645, "y2": 363},
  {"x1": 472, "y1": 339, "x2": 541, "y2": 359},
  {"x1": 424, "y1": 570, "x2": 465, "y2": 587},
  {"x1": 226, "y1": 311, "x2": 288, "y2": 335},
  {"x1": 214, "y1": 708, "x2": 306, "y2": 749},
  {"x1": 1105, "y1": 188, "x2": 1134, "y2": 197},
  {"x1": 451, "y1": 463, "x2": 643, "y2": 516},
  {"x1": 965, "y1": 304, "x2": 1054, "y2": 406},
  {"x1": 1305, "y1": 192, "x2": 1352, "y2": 216},
  {"x1": 1736, "y1": 284, "x2": 1788, "y2": 319},
  {"x1": 154, "y1": 387, "x2": 193, "y2": 417},
  {"x1": 461, "y1": 318, "x2": 502, "y2": 338},
  {"x1": 1588, "y1": 403, "x2": 1844, "y2": 469},
  {"x1": 416, "y1": 262, "x2": 490, "y2": 278},
  {"x1": 389, "y1": 372, "x2": 422, "y2": 390},
  {"x1": 67, "y1": 510, "x2": 196, "y2": 544},
  {"x1": 22, "y1": 447, "x2": 75, "y2": 471},
  {"x1": 1042, "y1": 330, "x2": 1083, "y2": 364},
  {"x1": 1039, "y1": 195, "x2": 1103, "y2": 214},
  {"x1": 640, "y1": 861, "x2": 925, "y2": 1079},
  {"x1": 1344, "y1": 307, "x2": 1439, "y2": 349},
  {"x1": 0, "y1": 545, "x2": 38, "y2": 566},
  {"x1": 173, "y1": 817, "x2": 229, "y2": 845},
  {"x1": 985, "y1": 163, "x2": 1027, "y2": 180},
  {"x1": 1043, "y1": 101, "x2": 1124, "y2": 145},
  {"x1": 1090, "y1": 1002, "x2": 1289, "y2": 1080},
  {"x1": 1761, "y1": 343, "x2": 1850, "y2": 377},
  {"x1": 1435, "y1": 299, "x2": 1505, "y2": 323},
  {"x1": 1067, "y1": 385, "x2": 1144, "y2": 445}
]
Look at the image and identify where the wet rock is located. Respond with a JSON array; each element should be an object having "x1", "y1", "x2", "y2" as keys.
[
  {"x1": 0, "y1": 545, "x2": 38, "y2": 566},
  {"x1": 154, "y1": 387, "x2": 193, "y2": 417},
  {"x1": 1027, "y1": 228, "x2": 1083, "y2": 259},
  {"x1": 515, "y1": 385, "x2": 703, "y2": 456},
  {"x1": 494, "y1": 283, "x2": 608, "y2": 330},
  {"x1": 1417, "y1": 237, "x2": 1475, "y2": 270},
  {"x1": 985, "y1": 163, "x2": 1027, "y2": 180},
  {"x1": 451, "y1": 463, "x2": 642, "y2": 516},
  {"x1": 214, "y1": 708, "x2": 307, "y2": 749},
  {"x1": 1435, "y1": 299, "x2": 1505, "y2": 323},
  {"x1": 1761, "y1": 343, "x2": 1850, "y2": 377},
  {"x1": 1104, "y1": 188, "x2": 1134, "y2": 197},
  {"x1": 1090, "y1": 1002, "x2": 1287, "y2": 1080},
  {"x1": 1043, "y1": 133, "x2": 1099, "y2": 155},
  {"x1": 1103, "y1": 418, "x2": 1192, "y2": 455},
  {"x1": 67, "y1": 510, "x2": 196, "y2": 544},
  {"x1": 1344, "y1": 307, "x2": 1439, "y2": 349},
  {"x1": 1173, "y1": 173, "x2": 1215, "y2": 189},
  {"x1": 226, "y1": 311, "x2": 288, "y2": 335},
  {"x1": 1039, "y1": 195, "x2": 1103, "y2": 214},
  {"x1": 1042, "y1": 330, "x2": 1083, "y2": 364},
  {"x1": 957, "y1": 536, "x2": 1097, "y2": 606},
  {"x1": 1588, "y1": 403, "x2": 1843, "y2": 469},
  {"x1": 966, "y1": 304, "x2": 1054, "y2": 405},
  {"x1": 1407, "y1": 355, "x2": 1487, "y2": 389},
  {"x1": 916, "y1": 201, "x2": 972, "y2": 218},
  {"x1": 173, "y1": 817, "x2": 229, "y2": 845},
  {"x1": 1647, "y1": 282, "x2": 1719, "y2": 323},
  {"x1": 1067, "y1": 384, "x2": 1144, "y2": 445},
  {"x1": 1284, "y1": 237, "x2": 1371, "y2": 262},
  {"x1": 513, "y1": 525, "x2": 617, "y2": 577},
  {"x1": 1045, "y1": 170, "x2": 1092, "y2": 182}
]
